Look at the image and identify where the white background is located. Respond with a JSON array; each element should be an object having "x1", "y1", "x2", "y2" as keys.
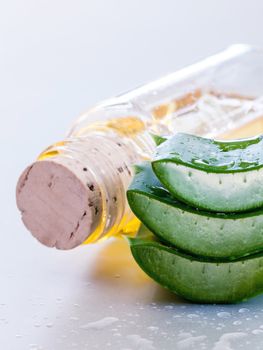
[{"x1": 1, "y1": 1, "x2": 263, "y2": 349}]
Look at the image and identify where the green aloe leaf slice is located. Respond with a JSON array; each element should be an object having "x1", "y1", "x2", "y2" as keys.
[
  {"x1": 128, "y1": 228, "x2": 263, "y2": 303},
  {"x1": 152, "y1": 133, "x2": 263, "y2": 212}
]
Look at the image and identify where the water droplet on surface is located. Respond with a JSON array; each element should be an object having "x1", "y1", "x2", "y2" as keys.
[
  {"x1": 212, "y1": 332, "x2": 247, "y2": 350},
  {"x1": 70, "y1": 316, "x2": 79, "y2": 321},
  {"x1": 239, "y1": 308, "x2": 249, "y2": 313},
  {"x1": 176, "y1": 335, "x2": 207, "y2": 349},
  {"x1": 147, "y1": 326, "x2": 159, "y2": 331},
  {"x1": 127, "y1": 334, "x2": 155, "y2": 350},
  {"x1": 80, "y1": 317, "x2": 119, "y2": 330},
  {"x1": 217, "y1": 312, "x2": 231, "y2": 318},
  {"x1": 178, "y1": 332, "x2": 192, "y2": 339},
  {"x1": 164, "y1": 305, "x2": 174, "y2": 310},
  {"x1": 187, "y1": 313, "x2": 199, "y2": 318}
]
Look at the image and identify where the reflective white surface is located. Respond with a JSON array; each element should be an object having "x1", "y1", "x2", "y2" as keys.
[{"x1": 1, "y1": 1, "x2": 263, "y2": 349}]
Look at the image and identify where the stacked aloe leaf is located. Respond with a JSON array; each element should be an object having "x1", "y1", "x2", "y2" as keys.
[{"x1": 127, "y1": 133, "x2": 263, "y2": 303}]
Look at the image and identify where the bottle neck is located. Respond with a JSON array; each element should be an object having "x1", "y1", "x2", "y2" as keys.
[{"x1": 38, "y1": 130, "x2": 155, "y2": 243}]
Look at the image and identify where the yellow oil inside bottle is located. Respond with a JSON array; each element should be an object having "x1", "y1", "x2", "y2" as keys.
[
  {"x1": 75, "y1": 116, "x2": 146, "y2": 138},
  {"x1": 89, "y1": 216, "x2": 140, "y2": 244},
  {"x1": 38, "y1": 141, "x2": 67, "y2": 160},
  {"x1": 219, "y1": 116, "x2": 263, "y2": 139}
]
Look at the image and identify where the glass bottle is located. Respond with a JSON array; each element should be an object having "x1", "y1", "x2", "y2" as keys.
[{"x1": 18, "y1": 44, "x2": 263, "y2": 248}]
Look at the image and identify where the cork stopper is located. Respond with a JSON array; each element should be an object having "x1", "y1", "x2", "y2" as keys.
[{"x1": 16, "y1": 158, "x2": 102, "y2": 249}]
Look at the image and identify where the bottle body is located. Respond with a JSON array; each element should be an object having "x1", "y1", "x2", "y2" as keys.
[{"x1": 19, "y1": 44, "x2": 263, "y2": 248}]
